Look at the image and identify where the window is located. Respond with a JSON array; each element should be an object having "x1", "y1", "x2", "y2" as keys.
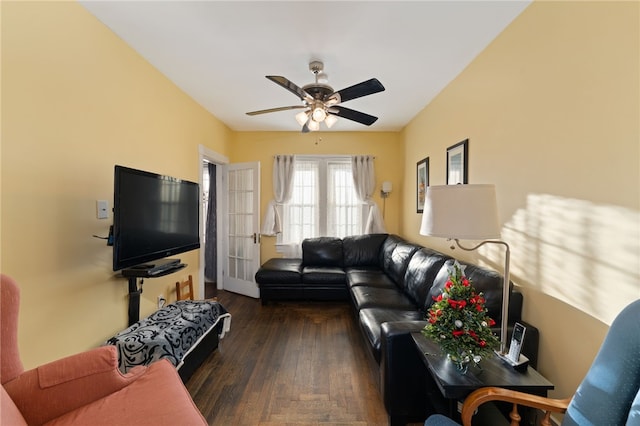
[{"x1": 280, "y1": 157, "x2": 362, "y2": 245}]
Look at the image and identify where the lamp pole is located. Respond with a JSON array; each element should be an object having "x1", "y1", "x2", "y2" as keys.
[{"x1": 452, "y1": 239, "x2": 511, "y2": 354}]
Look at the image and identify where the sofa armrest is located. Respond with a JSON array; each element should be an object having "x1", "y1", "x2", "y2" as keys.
[
  {"x1": 380, "y1": 321, "x2": 442, "y2": 424},
  {"x1": 509, "y1": 290, "x2": 523, "y2": 323},
  {"x1": 3, "y1": 346, "x2": 146, "y2": 425}
]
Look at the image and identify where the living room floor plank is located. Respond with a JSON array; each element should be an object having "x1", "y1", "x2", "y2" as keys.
[{"x1": 186, "y1": 290, "x2": 392, "y2": 425}]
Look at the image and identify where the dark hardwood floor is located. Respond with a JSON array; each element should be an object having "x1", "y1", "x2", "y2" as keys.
[{"x1": 186, "y1": 290, "x2": 394, "y2": 425}]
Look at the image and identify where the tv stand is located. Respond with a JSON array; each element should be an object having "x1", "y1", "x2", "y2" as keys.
[
  {"x1": 121, "y1": 260, "x2": 187, "y2": 326},
  {"x1": 122, "y1": 258, "x2": 183, "y2": 278}
]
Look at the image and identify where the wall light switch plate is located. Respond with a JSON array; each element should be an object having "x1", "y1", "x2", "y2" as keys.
[{"x1": 97, "y1": 200, "x2": 109, "y2": 219}]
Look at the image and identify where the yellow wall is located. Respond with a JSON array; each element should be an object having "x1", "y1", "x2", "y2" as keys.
[
  {"x1": 402, "y1": 1, "x2": 639, "y2": 402},
  {"x1": 230, "y1": 131, "x2": 403, "y2": 263},
  {"x1": 1, "y1": 2, "x2": 231, "y2": 368}
]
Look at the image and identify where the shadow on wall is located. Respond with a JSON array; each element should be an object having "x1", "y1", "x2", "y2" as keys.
[{"x1": 485, "y1": 193, "x2": 640, "y2": 326}]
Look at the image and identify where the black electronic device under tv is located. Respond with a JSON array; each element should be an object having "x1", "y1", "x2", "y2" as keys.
[{"x1": 112, "y1": 165, "x2": 200, "y2": 271}]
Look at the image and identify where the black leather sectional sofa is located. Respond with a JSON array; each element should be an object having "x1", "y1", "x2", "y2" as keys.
[{"x1": 255, "y1": 233, "x2": 539, "y2": 425}]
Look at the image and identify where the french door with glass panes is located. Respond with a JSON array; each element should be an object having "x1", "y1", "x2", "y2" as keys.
[{"x1": 222, "y1": 162, "x2": 260, "y2": 298}]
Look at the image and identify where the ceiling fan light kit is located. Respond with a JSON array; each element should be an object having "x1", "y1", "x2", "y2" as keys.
[
  {"x1": 307, "y1": 119, "x2": 320, "y2": 132},
  {"x1": 324, "y1": 114, "x2": 338, "y2": 128},
  {"x1": 295, "y1": 111, "x2": 309, "y2": 126},
  {"x1": 246, "y1": 61, "x2": 385, "y2": 133},
  {"x1": 312, "y1": 105, "x2": 327, "y2": 122}
]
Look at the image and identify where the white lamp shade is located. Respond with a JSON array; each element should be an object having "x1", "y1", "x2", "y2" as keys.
[
  {"x1": 312, "y1": 107, "x2": 327, "y2": 122},
  {"x1": 324, "y1": 114, "x2": 338, "y2": 128},
  {"x1": 419, "y1": 184, "x2": 501, "y2": 240},
  {"x1": 381, "y1": 181, "x2": 392, "y2": 193},
  {"x1": 307, "y1": 119, "x2": 320, "y2": 131},
  {"x1": 295, "y1": 111, "x2": 309, "y2": 126}
]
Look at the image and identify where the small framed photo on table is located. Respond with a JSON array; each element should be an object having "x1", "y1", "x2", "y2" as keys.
[
  {"x1": 447, "y1": 139, "x2": 468, "y2": 185},
  {"x1": 416, "y1": 157, "x2": 429, "y2": 213}
]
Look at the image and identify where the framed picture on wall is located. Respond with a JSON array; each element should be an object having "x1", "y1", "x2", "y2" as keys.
[
  {"x1": 446, "y1": 139, "x2": 469, "y2": 185},
  {"x1": 416, "y1": 157, "x2": 429, "y2": 213}
]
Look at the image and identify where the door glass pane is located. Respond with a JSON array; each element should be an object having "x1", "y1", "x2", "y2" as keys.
[
  {"x1": 229, "y1": 256, "x2": 236, "y2": 278},
  {"x1": 227, "y1": 166, "x2": 257, "y2": 282}
]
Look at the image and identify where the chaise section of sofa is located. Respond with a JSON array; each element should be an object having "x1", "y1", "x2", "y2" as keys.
[{"x1": 255, "y1": 237, "x2": 350, "y2": 304}]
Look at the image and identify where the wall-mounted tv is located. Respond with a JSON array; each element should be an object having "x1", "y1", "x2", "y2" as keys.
[{"x1": 113, "y1": 165, "x2": 200, "y2": 271}]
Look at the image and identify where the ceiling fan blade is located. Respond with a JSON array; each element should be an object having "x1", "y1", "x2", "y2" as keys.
[
  {"x1": 327, "y1": 78, "x2": 385, "y2": 104},
  {"x1": 266, "y1": 76, "x2": 313, "y2": 101},
  {"x1": 246, "y1": 105, "x2": 306, "y2": 116},
  {"x1": 331, "y1": 106, "x2": 378, "y2": 126}
]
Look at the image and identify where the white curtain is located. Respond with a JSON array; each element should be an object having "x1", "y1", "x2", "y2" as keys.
[
  {"x1": 352, "y1": 155, "x2": 386, "y2": 233},
  {"x1": 261, "y1": 155, "x2": 295, "y2": 236}
]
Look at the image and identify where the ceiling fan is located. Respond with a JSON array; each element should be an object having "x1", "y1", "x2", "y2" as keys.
[{"x1": 246, "y1": 61, "x2": 385, "y2": 132}]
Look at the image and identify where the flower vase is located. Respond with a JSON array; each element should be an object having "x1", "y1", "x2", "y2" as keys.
[{"x1": 448, "y1": 352, "x2": 471, "y2": 374}]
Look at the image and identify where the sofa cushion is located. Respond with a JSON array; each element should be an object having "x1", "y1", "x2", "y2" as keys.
[
  {"x1": 384, "y1": 241, "x2": 422, "y2": 288},
  {"x1": 343, "y1": 234, "x2": 389, "y2": 267},
  {"x1": 427, "y1": 259, "x2": 511, "y2": 324},
  {"x1": 43, "y1": 360, "x2": 206, "y2": 426},
  {"x1": 3, "y1": 346, "x2": 148, "y2": 426},
  {"x1": 403, "y1": 248, "x2": 451, "y2": 311},
  {"x1": 359, "y1": 308, "x2": 424, "y2": 362},
  {"x1": 302, "y1": 237, "x2": 343, "y2": 267},
  {"x1": 302, "y1": 266, "x2": 346, "y2": 285},
  {"x1": 380, "y1": 234, "x2": 403, "y2": 268},
  {"x1": 350, "y1": 286, "x2": 416, "y2": 311},
  {"x1": 255, "y1": 258, "x2": 302, "y2": 284},
  {"x1": 345, "y1": 269, "x2": 396, "y2": 289}
]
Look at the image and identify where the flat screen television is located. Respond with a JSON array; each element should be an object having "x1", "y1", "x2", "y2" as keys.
[{"x1": 113, "y1": 165, "x2": 200, "y2": 271}]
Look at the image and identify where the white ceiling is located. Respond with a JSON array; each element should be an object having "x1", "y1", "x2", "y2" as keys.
[{"x1": 79, "y1": 1, "x2": 531, "y2": 133}]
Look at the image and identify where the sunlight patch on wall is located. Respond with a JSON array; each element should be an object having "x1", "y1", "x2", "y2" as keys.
[{"x1": 500, "y1": 193, "x2": 639, "y2": 325}]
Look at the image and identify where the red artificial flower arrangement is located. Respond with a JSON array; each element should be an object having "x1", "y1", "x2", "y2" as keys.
[{"x1": 422, "y1": 261, "x2": 500, "y2": 367}]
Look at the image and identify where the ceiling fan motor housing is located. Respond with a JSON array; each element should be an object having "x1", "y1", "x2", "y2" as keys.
[{"x1": 302, "y1": 83, "x2": 333, "y2": 101}]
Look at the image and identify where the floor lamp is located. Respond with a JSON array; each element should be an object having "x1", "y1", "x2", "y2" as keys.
[{"x1": 419, "y1": 184, "x2": 512, "y2": 355}]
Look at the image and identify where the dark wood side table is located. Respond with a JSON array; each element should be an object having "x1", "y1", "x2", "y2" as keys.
[{"x1": 411, "y1": 332, "x2": 554, "y2": 421}]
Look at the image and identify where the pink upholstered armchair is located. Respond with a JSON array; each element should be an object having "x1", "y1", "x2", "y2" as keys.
[{"x1": 1, "y1": 274, "x2": 208, "y2": 426}]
